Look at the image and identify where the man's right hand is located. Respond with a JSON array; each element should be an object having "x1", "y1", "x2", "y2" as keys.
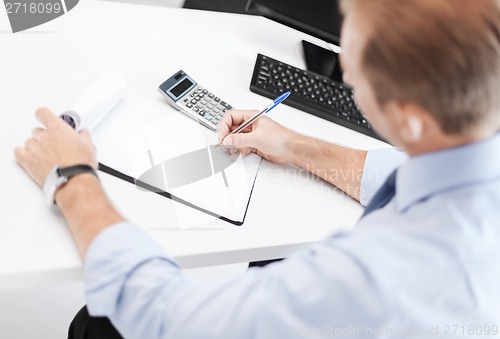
[{"x1": 218, "y1": 110, "x2": 298, "y2": 164}]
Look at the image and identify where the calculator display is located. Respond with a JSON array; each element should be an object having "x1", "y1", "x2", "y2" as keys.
[{"x1": 171, "y1": 78, "x2": 194, "y2": 97}]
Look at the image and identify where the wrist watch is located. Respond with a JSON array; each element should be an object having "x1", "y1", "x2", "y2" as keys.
[{"x1": 43, "y1": 164, "x2": 98, "y2": 205}]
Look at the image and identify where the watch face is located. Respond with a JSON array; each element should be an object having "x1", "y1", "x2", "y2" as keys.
[{"x1": 43, "y1": 166, "x2": 66, "y2": 205}]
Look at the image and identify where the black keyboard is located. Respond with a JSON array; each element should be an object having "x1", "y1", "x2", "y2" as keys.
[{"x1": 250, "y1": 54, "x2": 383, "y2": 141}]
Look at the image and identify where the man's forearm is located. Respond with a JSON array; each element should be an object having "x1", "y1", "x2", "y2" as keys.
[
  {"x1": 287, "y1": 134, "x2": 367, "y2": 201},
  {"x1": 55, "y1": 174, "x2": 125, "y2": 257}
]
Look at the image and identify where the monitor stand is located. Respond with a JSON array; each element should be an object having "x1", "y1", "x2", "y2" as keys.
[{"x1": 302, "y1": 40, "x2": 344, "y2": 84}]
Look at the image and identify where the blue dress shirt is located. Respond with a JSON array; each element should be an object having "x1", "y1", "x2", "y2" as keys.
[{"x1": 84, "y1": 134, "x2": 500, "y2": 338}]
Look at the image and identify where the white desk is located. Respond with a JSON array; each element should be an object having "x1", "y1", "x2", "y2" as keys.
[{"x1": 0, "y1": 1, "x2": 388, "y2": 290}]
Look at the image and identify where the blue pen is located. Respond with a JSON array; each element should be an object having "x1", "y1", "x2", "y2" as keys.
[{"x1": 217, "y1": 91, "x2": 291, "y2": 147}]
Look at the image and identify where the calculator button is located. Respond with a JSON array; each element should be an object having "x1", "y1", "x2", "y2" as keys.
[
  {"x1": 208, "y1": 93, "x2": 214, "y2": 98},
  {"x1": 186, "y1": 103, "x2": 193, "y2": 108},
  {"x1": 199, "y1": 93, "x2": 205, "y2": 98},
  {"x1": 207, "y1": 104, "x2": 214, "y2": 109},
  {"x1": 214, "y1": 97, "x2": 220, "y2": 102},
  {"x1": 199, "y1": 110, "x2": 206, "y2": 116},
  {"x1": 201, "y1": 99, "x2": 208, "y2": 105},
  {"x1": 195, "y1": 96, "x2": 200, "y2": 101},
  {"x1": 202, "y1": 89, "x2": 208, "y2": 94},
  {"x1": 193, "y1": 106, "x2": 199, "y2": 112}
]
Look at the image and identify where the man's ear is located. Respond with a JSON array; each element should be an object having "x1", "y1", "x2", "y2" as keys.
[{"x1": 391, "y1": 102, "x2": 425, "y2": 144}]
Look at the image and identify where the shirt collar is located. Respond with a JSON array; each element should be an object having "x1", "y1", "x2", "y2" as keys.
[{"x1": 395, "y1": 133, "x2": 500, "y2": 212}]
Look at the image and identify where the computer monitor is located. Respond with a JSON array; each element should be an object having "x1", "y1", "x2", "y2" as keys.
[{"x1": 246, "y1": 0, "x2": 344, "y2": 83}]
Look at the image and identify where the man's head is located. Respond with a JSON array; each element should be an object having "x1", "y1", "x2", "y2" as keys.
[{"x1": 339, "y1": 0, "x2": 500, "y2": 154}]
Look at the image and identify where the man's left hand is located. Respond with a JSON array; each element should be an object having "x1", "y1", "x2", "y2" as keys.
[{"x1": 14, "y1": 107, "x2": 98, "y2": 187}]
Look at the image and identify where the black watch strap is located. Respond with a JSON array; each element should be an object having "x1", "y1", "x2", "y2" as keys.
[{"x1": 57, "y1": 164, "x2": 98, "y2": 181}]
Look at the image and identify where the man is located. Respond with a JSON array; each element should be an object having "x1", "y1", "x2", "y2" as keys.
[{"x1": 14, "y1": 0, "x2": 500, "y2": 338}]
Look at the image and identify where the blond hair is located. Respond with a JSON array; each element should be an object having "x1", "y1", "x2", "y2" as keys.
[{"x1": 341, "y1": 0, "x2": 500, "y2": 135}]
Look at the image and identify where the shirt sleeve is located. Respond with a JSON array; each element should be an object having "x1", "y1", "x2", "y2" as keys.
[
  {"x1": 84, "y1": 222, "x2": 390, "y2": 339},
  {"x1": 359, "y1": 148, "x2": 408, "y2": 206}
]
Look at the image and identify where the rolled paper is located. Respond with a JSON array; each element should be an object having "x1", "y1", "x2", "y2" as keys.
[{"x1": 60, "y1": 70, "x2": 127, "y2": 132}]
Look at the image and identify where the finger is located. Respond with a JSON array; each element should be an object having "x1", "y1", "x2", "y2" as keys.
[
  {"x1": 14, "y1": 146, "x2": 28, "y2": 168},
  {"x1": 218, "y1": 121, "x2": 230, "y2": 142},
  {"x1": 241, "y1": 148, "x2": 253, "y2": 155},
  {"x1": 218, "y1": 110, "x2": 258, "y2": 141},
  {"x1": 24, "y1": 138, "x2": 37, "y2": 152},
  {"x1": 223, "y1": 132, "x2": 259, "y2": 149},
  {"x1": 35, "y1": 107, "x2": 65, "y2": 130},
  {"x1": 31, "y1": 127, "x2": 45, "y2": 142},
  {"x1": 228, "y1": 152, "x2": 241, "y2": 162},
  {"x1": 228, "y1": 110, "x2": 259, "y2": 127},
  {"x1": 79, "y1": 128, "x2": 93, "y2": 143}
]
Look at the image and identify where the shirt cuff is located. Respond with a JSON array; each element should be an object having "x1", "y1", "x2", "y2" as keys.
[
  {"x1": 84, "y1": 222, "x2": 180, "y2": 316},
  {"x1": 360, "y1": 148, "x2": 408, "y2": 206}
]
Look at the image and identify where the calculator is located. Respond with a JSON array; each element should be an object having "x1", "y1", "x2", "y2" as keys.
[{"x1": 158, "y1": 70, "x2": 233, "y2": 131}]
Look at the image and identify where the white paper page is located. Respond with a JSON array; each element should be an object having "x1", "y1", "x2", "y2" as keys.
[
  {"x1": 138, "y1": 114, "x2": 261, "y2": 223},
  {"x1": 91, "y1": 98, "x2": 261, "y2": 225}
]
